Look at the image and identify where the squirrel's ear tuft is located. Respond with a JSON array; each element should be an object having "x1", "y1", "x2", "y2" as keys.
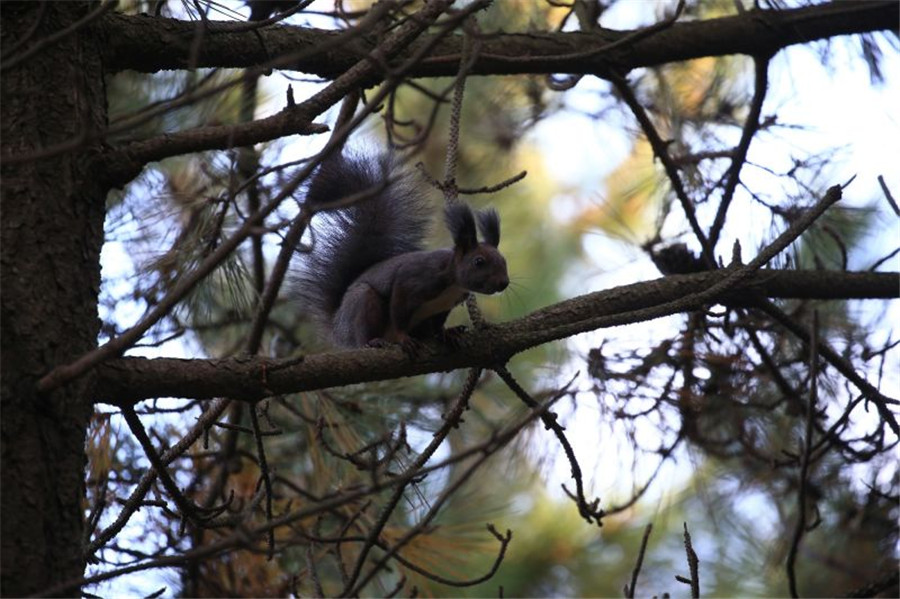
[
  {"x1": 445, "y1": 203, "x2": 478, "y2": 251},
  {"x1": 476, "y1": 209, "x2": 500, "y2": 247}
]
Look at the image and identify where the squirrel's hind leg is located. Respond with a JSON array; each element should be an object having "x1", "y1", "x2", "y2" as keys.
[{"x1": 332, "y1": 283, "x2": 388, "y2": 348}]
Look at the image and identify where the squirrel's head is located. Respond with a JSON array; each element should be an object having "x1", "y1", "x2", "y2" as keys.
[{"x1": 445, "y1": 203, "x2": 509, "y2": 295}]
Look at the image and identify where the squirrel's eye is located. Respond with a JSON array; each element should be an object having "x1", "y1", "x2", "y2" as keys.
[{"x1": 473, "y1": 256, "x2": 486, "y2": 267}]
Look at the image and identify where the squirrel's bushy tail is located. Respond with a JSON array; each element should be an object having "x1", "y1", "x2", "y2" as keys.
[{"x1": 294, "y1": 151, "x2": 431, "y2": 333}]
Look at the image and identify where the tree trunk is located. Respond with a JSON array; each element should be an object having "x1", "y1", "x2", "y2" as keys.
[{"x1": 1, "y1": 3, "x2": 107, "y2": 595}]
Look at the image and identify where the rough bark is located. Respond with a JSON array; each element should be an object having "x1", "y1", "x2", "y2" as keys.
[
  {"x1": 93, "y1": 270, "x2": 899, "y2": 404},
  {"x1": 0, "y1": 3, "x2": 107, "y2": 595},
  {"x1": 96, "y1": 1, "x2": 898, "y2": 77}
]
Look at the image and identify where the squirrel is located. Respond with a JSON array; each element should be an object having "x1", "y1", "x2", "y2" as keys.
[{"x1": 294, "y1": 151, "x2": 509, "y2": 353}]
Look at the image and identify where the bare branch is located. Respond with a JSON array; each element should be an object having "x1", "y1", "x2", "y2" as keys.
[
  {"x1": 757, "y1": 298, "x2": 900, "y2": 436},
  {"x1": 878, "y1": 174, "x2": 900, "y2": 217},
  {"x1": 611, "y1": 70, "x2": 714, "y2": 266},
  {"x1": 786, "y1": 311, "x2": 819, "y2": 598},
  {"x1": 340, "y1": 367, "x2": 482, "y2": 596},
  {"x1": 98, "y1": 3, "x2": 898, "y2": 77},
  {"x1": 680, "y1": 522, "x2": 700, "y2": 599},
  {"x1": 624, "y1": 523, "x2": 653, "y2": 599},
  {"x1": 707, "y1": 55, "x2": 770, "y2": 251},
  {"x1": 93, "y1": 269, "x2": 900, "y2": 404}
]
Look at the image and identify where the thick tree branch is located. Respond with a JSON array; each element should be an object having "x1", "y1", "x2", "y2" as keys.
[
  {"x1": 93, "y1": 269, "x2": 899, "y2": 404},
  {"x1": 102, "y1": 109, "x2": 328, "y2": 186},
  {"x1": 97, "y1": 2, "x2": 898, "y2": 78}
]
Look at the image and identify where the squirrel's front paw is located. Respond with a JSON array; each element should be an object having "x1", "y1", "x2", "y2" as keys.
[{"x1": 440, "y1": 325, "x2": 467, "y2": 349}]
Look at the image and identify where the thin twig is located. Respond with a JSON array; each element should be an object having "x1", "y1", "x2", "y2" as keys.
[
  {"x1": 248, "y1": 404, "x2": 276, "y2": 559},
  {"x1": 877, "y1": 174, "x2": 899, "y2": 217},
  {"x1": 786, "y1": 311, "x2": 818, "y2": 598},
  {"x1": 495, "y1": 367, "x2": 603, "y2": 524},
  {"x1": 624, "y1": 523, "x2": 653, "y2": 598},
  {"x1": 757, "y1": 299, "x2": 900, "y2": 435},
  {"x1": 707, "y1": 55, "x2": 771, "y2": 251},
  {"x1": 604, "y1": 447, "x2": 677, "y2": 516},
  {"x1": 537, "y1": 184, "x2": 847, "y2": 347},
  {"x1": 349, "y1": 440, "x2": 513, "y2": 594},
  {"x1": 682, "y1": 522, "x2": 700, "y2": 598},
  {"x1": 610, "y1": 71, "x2": 715, "y2": 267},
  {"x1": 86, "y1": 398, "x2": 233, "y2": 554},
  {"x1": 339, "y1": 368, "x2": 483, "y2": 596},
  {"x1": 58, "y1": 385, "x2": 566, "y2": 597},
  {"x1": 121, "y1": 407, "x2": 225, "y2": 526},
  {"x1": 867, "y1": 246, "x2": 900, "y2": 272},
  {"x1": 458, "y1": 170, "x2": 528, "y2": 195},
  {"x1": 379, "y1": 524, "x2": 512, "y2": 587},
  {"x1": 307, "y1": 538, "x2": 326, "y2": 598}
]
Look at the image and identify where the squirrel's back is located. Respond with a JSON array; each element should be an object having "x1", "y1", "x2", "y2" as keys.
[{"x1": 294, "y1": 151, "x2": 432, "y2": 333}]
